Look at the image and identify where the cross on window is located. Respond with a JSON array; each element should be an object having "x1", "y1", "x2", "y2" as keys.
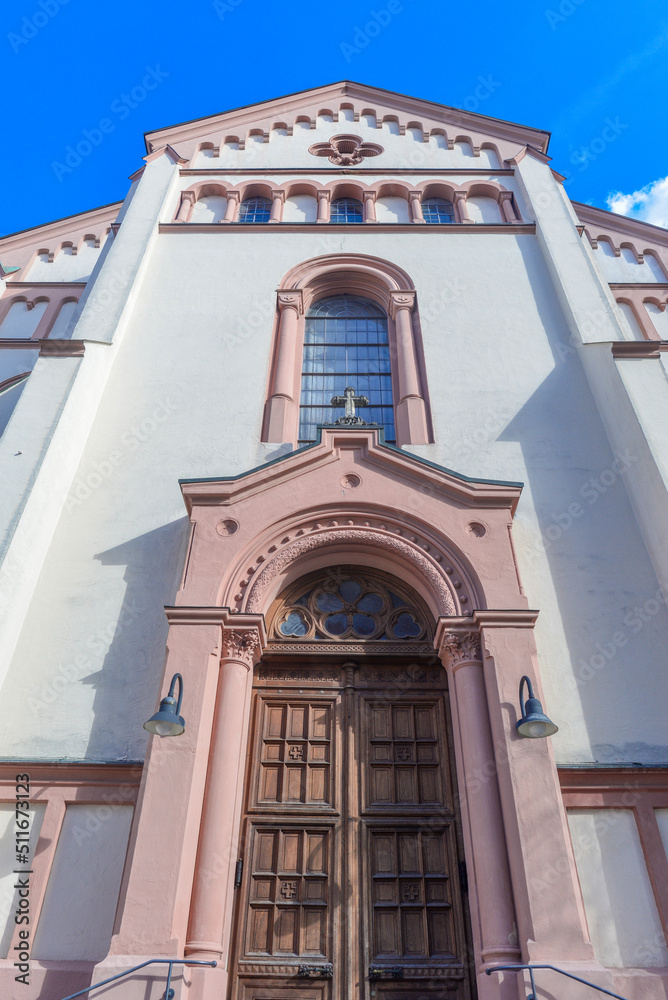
[{"x1": 330, "y1": 386, "x2": 370, "y2": 425}]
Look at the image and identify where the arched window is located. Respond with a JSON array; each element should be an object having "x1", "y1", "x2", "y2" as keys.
[
  {"x1": 421, "y1": 198, "x2": 455, "y2": 224},
  {"x1": 239, "y1": 197, "x2": 271, "y2": 223},
  {"x1": 299, "y1": 294, "x2": 395, "y2": 445},
  {"x1": 330, "y1": 198, "x2": 363, "y2": 223}
]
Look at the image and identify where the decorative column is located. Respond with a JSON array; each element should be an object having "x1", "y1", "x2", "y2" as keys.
[
  {"x1": 186, "y1": 619, "x2": 264, "y2": 969},
  {"x1": 388, "y1": 290, "x2": 429, "y2": 444},
  {"x1": 316, "y1": 189, "x2": 331, "y2": 223},
  {"x1": 363, "y1": 190, "x2": 377, "y2": 223},
  {"x1": 409, "y1": 191, "x2": 424, "y2": 223},
  {"x1": 176, "y1": 190, "x2": 196, "y2": 222},
  {"x1": 269, "y1": 189, "x2": 285, "y2": 223},
  {"x1": 498, "y1": 191, "x2": 520, "y2": 223},
  {"x1": 437, "y1": 627, "x2": 520, "y2": 971},
  {"x1": 262, "y1": 288, "x2": 304, "y2": 442},
  {"x1": 454, "y1": 191, "x2": 473, "y2": 223},
  {"x1": 223, "y1": 191, "x2": 239, "y2": 223}
]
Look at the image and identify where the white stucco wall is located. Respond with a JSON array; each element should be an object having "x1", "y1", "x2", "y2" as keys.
[{"x1": 1, "y1": 221, "x2": 667, "y2": 765}]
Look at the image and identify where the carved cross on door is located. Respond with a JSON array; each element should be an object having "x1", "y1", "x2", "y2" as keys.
[{"x1": 330, "y1": 386, "x2": 370, "y2": 425}]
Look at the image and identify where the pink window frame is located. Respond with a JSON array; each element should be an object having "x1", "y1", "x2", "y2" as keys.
[{"x1": 261, "y1": 254, "x2": 433, "y2": 447}]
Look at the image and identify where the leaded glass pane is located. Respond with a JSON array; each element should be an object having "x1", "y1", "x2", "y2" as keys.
[
  {"x1": 422, "y1": 198, "x2": 455, "y2": 224},
  {"x1": 239, "y1": 197, "x2": 271, "y2": 223},
  {"x1": 330, "y1": 198, "x2": 363, "y2": 223},
  {"x1": 299, "y1": 295, "x2": 395, "y2": 444}
]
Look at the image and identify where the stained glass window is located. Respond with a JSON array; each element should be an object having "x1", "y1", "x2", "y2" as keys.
[
  {"x1": 271, "y1": 569, "x2": 431, "y2": 642},
  {"x1": 299, "y1": 294, "x2": 395, "y2": 445}
]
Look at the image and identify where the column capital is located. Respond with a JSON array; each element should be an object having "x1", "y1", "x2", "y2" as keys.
[
  {"x1": 317, "y1": 189, "x2": 331, "y2": 202},
  {"x1": 221, "y1": 626, "x2": 263, "y2": 668},
  {"x1": 498, "y1": 190, "x2": 513, "y2": 202},
  {"x1": 437, "y1": 628, "x2": 482, "y2": 668},
  {"x1": 453, "y1": 191, "x2": 467, "y2": 202},
  {"x1": 388, "y1": 289, "x2": 416, "y2": 318},
  {"x1": 270, "y1": 188, "x2": 286, "y2": 201},
  {"x1": 277, "y1": 288, "x2": 304, "y2": 314}
]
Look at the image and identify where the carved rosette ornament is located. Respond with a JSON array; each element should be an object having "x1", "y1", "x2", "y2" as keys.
[
  {"x1": 439, "y1": 630, "x2": 482, "y2": 667},
  {"x1": 221, "y1": 627, "x2": 262, "y2": 668},
  {"x1": 308, "y1": 133, "x2": 383, "y2": 166}
]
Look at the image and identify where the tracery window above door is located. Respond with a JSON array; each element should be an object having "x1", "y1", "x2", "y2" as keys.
[{"x1": 269, "y1": 568, "x2": 432, "y2": 643}]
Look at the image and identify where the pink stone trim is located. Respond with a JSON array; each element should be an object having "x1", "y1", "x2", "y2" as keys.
[
  {"x1": 261, "y1": 253, "x2": 432, "y2": 446},
  {"x1": 611, "y1": 341, "x2": 668, "y2": 358},
  {"x1": 560, "y1": 768, "x2": 668, "y2": 959},
  {"x1": 143, "y1": 82, "x2": 549, "y2": 165},
  {"x1": 0, "y1": 285, "x2": 83, "y2": 340},
  {"x1": 174, "y1": 177, "x2": 522, "y2": 226}
]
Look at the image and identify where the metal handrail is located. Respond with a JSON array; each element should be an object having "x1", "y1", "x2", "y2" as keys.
[
  {"x1": 56, "y1": 958, "x2": 217, "y2": 1000},
  {"x1": 486, "y1": 964, "x2": 629, "y2": 1000}
]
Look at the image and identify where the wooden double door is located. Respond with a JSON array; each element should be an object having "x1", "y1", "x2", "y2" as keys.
[{"x1": 230, "y1": 659, "x2": 474, "y2": 1000}]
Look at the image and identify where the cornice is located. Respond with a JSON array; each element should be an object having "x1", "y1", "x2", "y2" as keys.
[
  {"x1": 611, "y1": 341, "x2": 668, "y2": 359},
  {"x1": 178, "y1": 167, "x2": 516, "y2": 176},
  {"x1": 0, "y1": 201, "x2": 122, "y2": 252},
  {"x1": 434, "y1": 610, "x2": 539, "y2": 649},
  {"x1": 39, "y1": 339, "x2": 86, "y2": 357},
  {"x1": 179, "y1": 427, "x2": 523, "y2": 516},
  {"x1": 164, "y1": 605, "x2": 267, "y2": 640},
  {"x1": 6, "y1": 281, "x2": 87, "y2": 289},
  {"x1": 574, "y1": 201, "x2": 668, "y2": 249},
  {"x1": 144, "y1": 81, "x2": 550, "y2": 154},
  {"x1": 159, "y1": 222, "x2": 536, "y2": 236}
]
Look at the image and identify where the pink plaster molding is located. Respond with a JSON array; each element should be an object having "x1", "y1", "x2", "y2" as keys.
[
  {"x1": 309, "y1": 133, "x2": 383, "y2": 165},
  {"x1": 245, "y1": 526, "x2": 458, "y2": 616},
  {"x1": 144, "y1": 82, "x2": 549, "y2": 167},
  {"x1": 0, "y1": 203, "x2": 120, "y2": 277}
]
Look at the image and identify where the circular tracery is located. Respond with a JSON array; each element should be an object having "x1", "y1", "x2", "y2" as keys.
[{"x1": 270, "y1": 567, "x2": 431, "y2": 643}]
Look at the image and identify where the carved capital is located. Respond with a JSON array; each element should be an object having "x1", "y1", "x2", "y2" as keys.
[
  {"x1": 227, "y1": 190, "x2": 240, "y2": 203},
  {"x1": 221, "y1": 627, "x2": 262, "y2": 668},
  {"x1": 438, "y1": 630, "x2": 482, "y2": 667},
  {"x1": 277, "y1": 289, "x2": 304, "y2": 314},
  {"x1": 271, "y1": 189, "x2": 286, "y2": 202},
  {"x1": 498, "y1": 191, "x2": 513, "y2": 202},
  {"x1": 317, "y1": 190, "x2": 331, "y2": 202},
  {"x1": 389, "y1": 290, "x2": 416, "y2": 319}
]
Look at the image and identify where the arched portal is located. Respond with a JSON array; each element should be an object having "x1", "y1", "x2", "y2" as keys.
[
  {"x1": 228, "y1": 564, "x2": 476, "y2": 1000},
  {"x1": 112, "y1": 428, "x2": 594, "y2": 1000}
]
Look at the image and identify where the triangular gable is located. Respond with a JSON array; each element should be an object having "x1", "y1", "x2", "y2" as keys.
[{"x1": 144, "y1": 80, "x2": 550, "y2": 164}]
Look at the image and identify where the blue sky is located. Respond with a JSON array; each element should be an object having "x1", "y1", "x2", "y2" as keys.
[{"x1": 2, "y1": 0, "x2": 667, "y2": 236}]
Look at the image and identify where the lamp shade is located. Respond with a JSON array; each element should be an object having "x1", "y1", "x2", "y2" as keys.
[
  {"x1": 516, "y1": 676, "x2": 558, "y2": 739},
  {"x1": 144, "y1": 673, "x2": 185, "y2": 737}
]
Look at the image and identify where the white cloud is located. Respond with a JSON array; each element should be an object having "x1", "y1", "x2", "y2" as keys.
[{"x1": 607, "y1": 176, "x2": 668, "y2": 229}]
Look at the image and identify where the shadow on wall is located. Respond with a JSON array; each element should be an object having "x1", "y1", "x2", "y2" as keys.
[
  {"x1": 85, "y1": 517, "x2": 191, "y2": 760},
  {"x1": 498, "y1": 239, "x2": 668, "y2": 764}
]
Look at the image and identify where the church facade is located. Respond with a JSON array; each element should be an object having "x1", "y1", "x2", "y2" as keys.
[{"x1": 1, "y1": 82, "x2": 668, "y2": 1000}]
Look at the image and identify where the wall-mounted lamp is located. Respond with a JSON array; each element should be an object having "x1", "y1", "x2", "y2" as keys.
[
  {"x1": 516, "y1": 675, "x2": 558, "y2": 739},
  {"x1": 143, "y1": 673, "x2": 185, "y2": 737}
]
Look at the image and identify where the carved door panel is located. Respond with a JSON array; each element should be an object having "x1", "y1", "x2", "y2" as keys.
[{"x1": 230, "y1": 664, "x2": 472, "y2": 1000}]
